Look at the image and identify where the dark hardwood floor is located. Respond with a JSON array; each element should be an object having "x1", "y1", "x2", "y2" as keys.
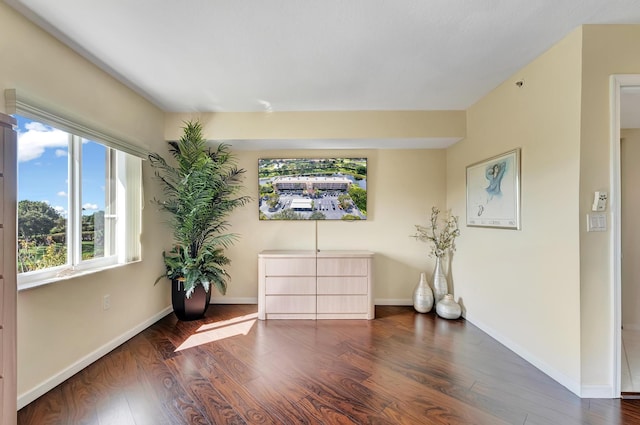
[{"x1": 17, "y1": 305, "x2": 640, "y2": 424}]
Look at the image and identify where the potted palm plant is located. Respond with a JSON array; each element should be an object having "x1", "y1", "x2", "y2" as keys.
[{"x1": 150, "y1": 120, "x2": 249, "y2": 320}]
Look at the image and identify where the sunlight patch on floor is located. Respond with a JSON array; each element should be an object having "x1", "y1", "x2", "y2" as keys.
[{"x1": 175, "y1": 312, "x2": 258, "y2": 351}]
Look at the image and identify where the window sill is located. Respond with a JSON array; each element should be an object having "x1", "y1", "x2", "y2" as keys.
[{"x1": 17, "y1": 260, "x2": 142, "y2": 292}]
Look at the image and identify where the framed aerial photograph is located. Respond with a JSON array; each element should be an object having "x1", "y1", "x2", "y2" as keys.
[
  {"x1": 466, "y1": 148, "x2": 521, "y2": 229},
  {"x1": 258, "y1": 157, "x2": 367, "y2": 221}
]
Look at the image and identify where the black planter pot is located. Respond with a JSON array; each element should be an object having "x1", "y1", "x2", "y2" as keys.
[{"x1": 171, "y1": 279, "x2": 211, "y2": 321}]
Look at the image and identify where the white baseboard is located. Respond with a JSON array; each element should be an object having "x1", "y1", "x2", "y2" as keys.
[
  {"x1": 212, "y1": 298, "x2": 414, "y2": 306},
  {"x1": 464, "y1": 312, "x2": 582, "y2": 398},
  {"x1": 210, "y1": 297, "x2": 257, "y2": 304},
  {"x1": 374, "y1": 298, "x2": 412, "y2": 306},
  {"x1": 17, "y1": 306, "x2": 173, "y2": 410},
  {"x1": 581, "y1": 385, "x2": 615, "y2": 398}
]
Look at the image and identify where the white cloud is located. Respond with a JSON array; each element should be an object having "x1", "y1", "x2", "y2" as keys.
[
  {"x1": 82, "y1": 203, "x2": 98, "y2": 211},
  {"x1": 18, "y1": 123, "x2": 69, "y2": 163},
  {"x1": 57, "y1": 191, "x2": 67, "y2": 197},
  {"x1": 53, "y1": 205, "x2": 67, "y2": 217},
  {"x1": 55, "y1": 149, "x2": 68, "y2": 158},
  {"x1": 25, "y1": 121, "x2": 49, "y2": 132}
]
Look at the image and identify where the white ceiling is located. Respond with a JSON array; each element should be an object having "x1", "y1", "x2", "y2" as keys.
[{"x1": 7, "y1": 0, "x2": 640, "y2": 115}]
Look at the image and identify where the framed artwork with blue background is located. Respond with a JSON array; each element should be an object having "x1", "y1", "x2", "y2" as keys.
[{"x1": 466, "y1": 148, "x2": 521, "y2": 229}]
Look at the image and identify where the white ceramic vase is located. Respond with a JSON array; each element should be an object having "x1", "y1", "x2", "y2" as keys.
[
  {"x1": 436, "y1": 294, "x2": 462, "y2": 319},
  {"x1": 432, "y1": 256, "x2": 448, "y2": 305},
  {"x1": 413, "y1": 272, "x2": 434, "y2": 313}
]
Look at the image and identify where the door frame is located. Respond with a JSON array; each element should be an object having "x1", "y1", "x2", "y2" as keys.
[{"x1": 610, "y1": 74, "x2": 640, "y2": 397}]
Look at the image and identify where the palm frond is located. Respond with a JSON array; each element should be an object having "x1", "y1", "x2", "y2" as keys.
[{"x1": 149, "y1": 120, "x2": 250, "y2": 297}]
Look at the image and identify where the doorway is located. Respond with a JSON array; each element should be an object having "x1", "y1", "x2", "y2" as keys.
[
  {"x1": 612, "y1": 75, "x2": 640, "y2": 397},
  {"x1": 620, "y1": 85, "x2": 640, "y2": 394}
]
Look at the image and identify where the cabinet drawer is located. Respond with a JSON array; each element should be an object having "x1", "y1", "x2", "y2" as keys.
[
  {"x1": 266, "y1": 295, "x2": 316, "y2": 313},
  {"x1": 317, "y1": 295, "x2": 368, "y2": 313},
  {"x1": 265, "y1": 277, "x2": 316, "y2": 295},
  {"x1": 0, "y1": 229, "x2": 3, "y2": 277},
  {"x1": 0, "y1": 176, "x2": 3, "y2": 226},
  {"x1": 265, "y1": 258, "x2": 315, "y2": 276},
  {"x1": 316, "y1": 277, "x2": 367, "y2": 295},
  {"x1": 317, "y1": 258, "x2": 368, "y2": 276}
]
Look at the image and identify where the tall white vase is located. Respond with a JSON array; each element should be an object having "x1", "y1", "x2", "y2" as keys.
[
  {"x1": 432, "y1": 256, "x2": 448, "y2": 304},
  {"x1": 413, "y1": 272, "x2": 434, "y2": 313}
]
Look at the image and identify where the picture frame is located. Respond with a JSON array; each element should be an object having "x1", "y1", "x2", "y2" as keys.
[
  {"x1": 466, "y1": 148, "x2": 521, "y2": 229},
  {"x1": 258, "y1": 157, "x2": 367, "y2": 221}
]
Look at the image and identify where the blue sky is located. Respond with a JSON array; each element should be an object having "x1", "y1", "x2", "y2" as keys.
[{"x1": 16, "y1": 115, "x2": 106, "y2": 217}]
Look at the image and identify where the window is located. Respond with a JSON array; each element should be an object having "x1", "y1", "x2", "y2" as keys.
[{"x1": 15, "y1": 114, "x2": 143, "y2": 289}]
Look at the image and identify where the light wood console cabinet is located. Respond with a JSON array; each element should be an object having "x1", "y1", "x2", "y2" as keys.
[{"x1": 258, "y1": 250, "x2": 374, "y2": 320}]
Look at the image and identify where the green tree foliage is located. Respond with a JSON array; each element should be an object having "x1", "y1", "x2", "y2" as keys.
[
  {"x1": 17, "y1": 238, "x2": 67, "y2": 273},
  {"x1": 348, "y1": 186, "x2": 367, "y2": 214},
  {"x1": 16, "y1": 200, "x2": 106, "y2": 272},
  {"x1": 267, "y1": 192, "x2": 280, "y2": 209},
  {"x1": 337, "y1": 194, "x2": 351, "y2": 210},
  {"x1": 309, "y1": 211, "x2": 326, "y2": 220},
  {"x1": 18, "y1": 200, "x2": 62, "y2": 239},
  {"x1": 271, "y1": 209, "x2": 305, "y2": 220},
  {"x1": 259, "y1": 183, "x2": 274, "y2": 195}
]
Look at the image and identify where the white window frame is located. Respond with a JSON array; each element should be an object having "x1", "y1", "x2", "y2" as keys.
[{"x1": 6, "y1": 89, "x2": 146, "y2": 290}]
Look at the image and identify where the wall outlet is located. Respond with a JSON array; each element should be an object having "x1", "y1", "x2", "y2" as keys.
[{"x1": 103, "y1": 294, "x2": 111, "y2": 310}]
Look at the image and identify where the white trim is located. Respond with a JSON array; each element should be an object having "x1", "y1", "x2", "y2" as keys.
[
  {"x1": 210, "y1": 297, "x2": 258, "y2": 304},
  {"x1": 374, "y1": 298, "x2": 412, "y2": 306},
  {"x1": 4, "y1": 89, "x2": 148, "y2": 158},
  {"x1": 17, "y1": 306, "x2": 172, "y2": 409},
  {"x1": 18, "y1": 260, "x2": 141, "y2": 291},
  {"x1": 610, "y1": 74, "x2": 640, "y2": 399},
  {"x1": 581, "y1": 385, "x2": 615, "y2": 399},
  {"x1": 69, "y1": 134, "x2": 82, "y2": 265},
  {"x1": 464, "y1": 312, "x2": 582, "y2": 397},
  {"x1": 209, "y1": 298, "x2": 416, "y2": 306}
]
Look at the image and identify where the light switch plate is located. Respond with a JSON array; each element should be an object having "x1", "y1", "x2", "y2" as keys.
[{"x1": 587, "y1": 213, "x2": 607, "y2": 232}]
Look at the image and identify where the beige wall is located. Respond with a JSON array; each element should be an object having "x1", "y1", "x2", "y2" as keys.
[
  {"x1": 193, "y1": 146, "x2": 448, "y2": 305},
  {"x1": 164, "y1": 110, "x2": 466, "y2": 140},
  {"x1": 165, "y1": 110, "x2": 457, "y2": 306},
  {"x1": 579, "y1": 25, "x2": 640, "y2": 390},
  {"x1": 444, "y1": 24, "x2": 640, "y2": 395},
  {"x1": 0, "y1": 3, "x2": 170, "y2": 402},
  {"x1": 446, "y1": 28, "x2": 584, "y2": 392},
  {"x1": 621, "y1": 129, "x2": 640, "y2": 329}
]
